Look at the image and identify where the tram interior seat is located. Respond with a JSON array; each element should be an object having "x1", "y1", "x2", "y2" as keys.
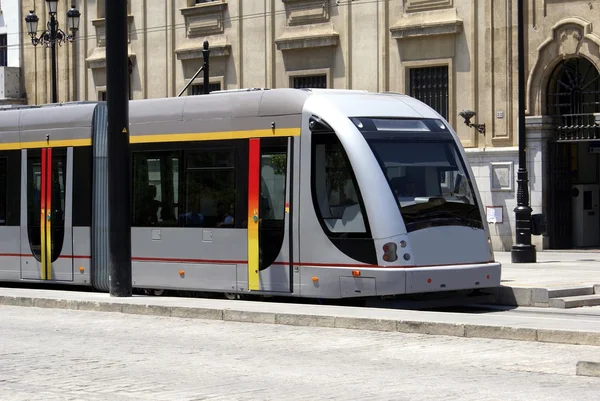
[
  {"x1": 324, "y1": 179, "x2": 365, "y2": 233},
  {"x1": 324, "y1": 204, "x2": 364, "y2": 233}
]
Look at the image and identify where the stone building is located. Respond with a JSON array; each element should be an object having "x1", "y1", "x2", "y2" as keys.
[
  {"x1": 1, "y1": 0, "x2": 26, "y2": 105},
  {"x1": 19, "y1": 0, "x2": 600, "y2": 251}
]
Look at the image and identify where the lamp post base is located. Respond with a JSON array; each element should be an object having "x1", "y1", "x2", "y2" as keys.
[{"x1": 511, "y1": 244, "x2": 536, "y2": 263}]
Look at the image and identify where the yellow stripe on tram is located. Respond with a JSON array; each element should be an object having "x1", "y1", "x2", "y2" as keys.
[
  {"x1": 130, "y1": 128, "x2": 301, "y2": 144},
  {"x1": 40, "y1": 207, "x2": 46, "y2": 280},
  {"x1": 46, "y1": 148, "x2": 53, "y2": 280},
  {"x1": 247, "y1": 138, "x2": 261, "y2": 291},
  {"x1": 0, "y1": 128, "x2": 301, "y2": 151}
]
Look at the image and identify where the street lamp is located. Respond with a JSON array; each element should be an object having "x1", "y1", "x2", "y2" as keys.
[
  {"x1": 511, "y1": 0, "x2": 536, "y2": 263},
  {"x1": 25, "y1": 1, "x2": 81, "y2": 104},
  {"x1": 459, "y1": 110, "x2": 486, "y2": 134}
]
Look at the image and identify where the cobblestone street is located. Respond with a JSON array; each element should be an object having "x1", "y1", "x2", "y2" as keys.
[{"x1": 1, "y1": 305, "x2": 599, "y2": 400}]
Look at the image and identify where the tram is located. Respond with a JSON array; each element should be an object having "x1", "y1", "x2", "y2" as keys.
[{"x1": 0, "y1": 88, "x2": 500, "y2": 299}]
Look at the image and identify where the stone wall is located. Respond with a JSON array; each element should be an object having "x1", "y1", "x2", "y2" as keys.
[{"x1": 465, "y1": 116, "x2": 553, "y2": 251}]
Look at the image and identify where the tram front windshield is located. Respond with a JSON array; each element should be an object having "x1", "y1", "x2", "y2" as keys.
[{"x1": 351, "y1": 117, "x2": 483, "y2": 233}]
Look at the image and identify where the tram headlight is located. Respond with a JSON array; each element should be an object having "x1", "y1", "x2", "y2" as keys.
[
  {"x1": 487, "y1": 236, "x2": 495, "y2": 262},
  {"x1": 382, "y1": 242, "x2": 398, "y2": 262}
]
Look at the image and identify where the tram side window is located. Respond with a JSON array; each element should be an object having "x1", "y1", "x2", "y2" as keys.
[
  {"x1": 0, "y1": 158, "x2": 6, "y2": 225},
  {"x1": 181, "y1": 148, "x2": 236, "y2": 228},
  {"x1": 132, "y1": 152, "x2": 180, "y2": 227},
  {"x1": 261, "y1": 151, "x2": 287, "y2": 223},
  {"x1": 312, "y1": 134, "x2": 367, "y2": 234}
]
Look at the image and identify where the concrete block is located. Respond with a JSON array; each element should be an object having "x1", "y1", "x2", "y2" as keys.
[
  {"x1": 595, "y1": 284, "x2": 600, "y2": 294},
  {"x1": 546, "y1": 286, "x2": 594, "y2": 299},
  {"x1": 276, "y1": 313, "x2": 335, "y2": 328},
  {"x1": 0, "y1": 296, "x2": 35, "y2": 307},
  {"x1": 549, "y1": 295, "x2": 600, "y2": 309},
  {"x1": 492, "y1": 286, "x2": 533, "y2": 306},
  {"x1": 465, "y1": 325, "x2": 537, "y2": 342},
  {"x1": 537, "y1": 330, "x2": 600, "y2": 346},
  {"x1": 170, "y1": 306, "x2": 223, "y2": 320},
  {"x1": 223, "y1": 310, "x2": 276, "y2": 324},
  {"x1": 396, "y1": 321, "x2": 465, "y2": 337},
  {"x1": 334, "y1": 317, "x2": 397, "y2": 332},
  {"x1": 576, "y1": 361, "x2": 600, "y2": 377},
  {"x1": 32, "y1": 298, "x2": 78, "y2": 311},
  {"x1": 121, "y1": 304, "x2": 172, "y2": 317},
  {"x1": 532, "y1": 288, "x2": 549, "y2": 303},
  {"x1": 76, "y1": 300, "x2": 124, "y2": 313}
]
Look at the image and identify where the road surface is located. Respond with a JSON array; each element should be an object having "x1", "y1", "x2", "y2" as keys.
[{"x1": 0, "y1": 305, "x2": 598, "y2": 400}]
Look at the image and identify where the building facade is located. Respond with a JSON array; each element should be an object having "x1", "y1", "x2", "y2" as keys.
[
  {"x1": 1, "y1": 0, "x2": 25, "y2": 105},
  {"x1": 19, "y1": 0, "x2": 600, "y2": 251}
]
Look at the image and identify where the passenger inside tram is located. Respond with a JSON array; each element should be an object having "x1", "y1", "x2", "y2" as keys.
[{"x1": 177, "y1": 194, "x2": 205, "y2": 227}]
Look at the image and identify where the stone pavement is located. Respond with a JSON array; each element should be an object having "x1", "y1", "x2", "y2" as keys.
[
  {"x1": 491, "y1": 251, "x2": 600, "y2": 308},
  {"x1": 1, "y1": 305, "x2": 599, "y2": 401}
]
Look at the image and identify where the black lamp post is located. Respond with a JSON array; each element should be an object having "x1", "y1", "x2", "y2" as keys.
[
  {"x1": 25, "y1": 1, "x2": 81, "y2": 104},
  {"x1": 511, "y1": 0, "x2": 536, "y2": 263},
  {"x1": 202, "y1": 40, "x2": 210, "y2": 94}
]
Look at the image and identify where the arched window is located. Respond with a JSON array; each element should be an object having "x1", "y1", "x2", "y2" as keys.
[{"x1": 546, "y1": 57, "x2": 600, "y2": 141}]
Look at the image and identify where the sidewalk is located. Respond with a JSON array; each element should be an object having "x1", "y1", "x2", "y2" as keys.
[
  {"x1": 0, "y1": 286, "x2": 599, "y2": 348},
  {"x1": 491, "y1": 251, "x2": 600, "y2": 308},
  {"x1": 0, "y1": 250, "x2": 599, "y2": 347}
]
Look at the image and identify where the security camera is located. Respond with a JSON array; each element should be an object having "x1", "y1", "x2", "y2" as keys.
[{"x1": 459, "y1": 110, "x2": 476, "y2": 126}]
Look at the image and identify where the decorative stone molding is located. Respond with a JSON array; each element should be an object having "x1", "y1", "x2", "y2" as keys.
[
  {"x1": 180, "y1": 1, "x2": 228, "y2": 38},
  {"x1": 85, "y1": 46, "x2": 136, "y2": 70},
  {"x1": 490, "y1": 162, "x2": 514, "y2": 192},
  {"x1": 91, "y1": 15, "x2": 135, "y2": 47},
  {"x1": 175, "y1": 36, "x2": 231, "y2": 60},
  {"x1": 527, "y1": 17, "x2": 600, "y2": 115},
  {"x1": 282, "y1": 0, "x2": 330, "y2": 26},
  {"x1": 390, "y1": 8, "x2": 462, "y2": 40},
  {"x1": 404, "y1": 0, "x2": 453, "y2": 13},
  {"x1": 559, "y1": 27, "x2": 583, "y2": 58},
  {"x1": 275, "y1": 23, "x2": 339, "y2": 51}
]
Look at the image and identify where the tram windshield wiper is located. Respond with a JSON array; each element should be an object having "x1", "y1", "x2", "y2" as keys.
[{"x1": 403, "y1": 210, "x2": 483, "y2": 231}]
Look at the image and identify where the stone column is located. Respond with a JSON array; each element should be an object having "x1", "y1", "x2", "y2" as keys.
[{"x1": 525, "y1": 115, "x2": 555, "y2": 250}]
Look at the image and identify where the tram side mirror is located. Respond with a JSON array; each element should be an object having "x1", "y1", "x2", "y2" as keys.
[
  {"x1": 531, "y1": 213, "x2": 547, "y2": 236},
  {"x1": 453, "y1": 173, "x2": 463, "y2": 194},
  {"x1": 309, "y1": 116, "x2": 333, "y2": 133}
]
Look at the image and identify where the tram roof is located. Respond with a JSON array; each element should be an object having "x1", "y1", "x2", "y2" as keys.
[{"x1": 0, "y1": 88, "x2": 439, "y2": 135}]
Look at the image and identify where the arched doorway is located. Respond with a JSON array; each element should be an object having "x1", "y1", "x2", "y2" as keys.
[{"x1": 546, "y1": 57, "x2": 600, "y2": 249}]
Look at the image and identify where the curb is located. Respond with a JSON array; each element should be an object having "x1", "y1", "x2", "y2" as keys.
[
  {"x1": 1, "y1": 295, "x2": 599, "y2": 347},
  {"x1": 576, "y1": 361, "x2": 600, "y2": 377}
]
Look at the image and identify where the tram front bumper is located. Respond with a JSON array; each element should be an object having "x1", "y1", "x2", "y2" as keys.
[{"x1": 300, "y1": 262, "x2": 501, "y2": 298}]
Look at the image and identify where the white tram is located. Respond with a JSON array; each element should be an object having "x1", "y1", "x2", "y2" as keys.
[{"x1": 0, "y1": 89, "x2": 500, "y2": 298}]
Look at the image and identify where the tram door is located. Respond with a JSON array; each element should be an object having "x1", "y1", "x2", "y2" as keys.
[
  {"x1": 21, "y1": 148, "x2": 74, "y2": 281},
  {"x1": 247, "y1": 137, "x2": 293, "y2": 292}
]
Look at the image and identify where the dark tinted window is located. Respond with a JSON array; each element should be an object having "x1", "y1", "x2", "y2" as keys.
[
  {"x1": 132, "y1": 151, "x2": 180, "y2": 227},
  {"x1": 312, "y1": 134, "x2": 367, "y2": 235},
  {"x1": 310, "y1": 129, "x2": 376, "y2": 265},
  {"x1": 73, "y1": 147, "x2": 93, "y2": 226},
  {"x1": 352, "y1": 117, "x2": 483, "y2": 233},
  {"x1": 182, "y1": 148, "x2": 236, "y2": 228},
  {"x1": 189, "y1": 82, "x2": 221, "y2": 96},
  {"x1": 0, "y1": 34, "x2": 7, "y2": 67}
]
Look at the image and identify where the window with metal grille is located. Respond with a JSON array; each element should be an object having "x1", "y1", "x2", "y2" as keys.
[
  {"x1": 0, "y1": 34, "x2": 7, "y2": 67},
  {"x1": 291, "y1": 75, "x2": 327, "y2": 89},
  {"x1": 409, "y1": 66, "x2": 449, "y2": 121},
  {"x1": 189, "y1": 82, "x2": 222, "y2": 95}
]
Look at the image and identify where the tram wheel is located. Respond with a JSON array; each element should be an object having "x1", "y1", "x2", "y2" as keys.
[
  {"x1": 152, "y1": 289, "x2": 165, "y2": 296},
  {"x1": 224, "y1": 292, "x2": 241, "y2": 300}
]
